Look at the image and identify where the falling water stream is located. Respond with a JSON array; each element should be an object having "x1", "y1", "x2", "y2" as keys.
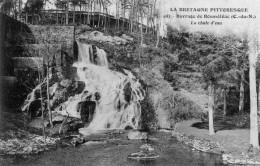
[
  {"x1": 69, "y1": 41, "x2": 145, "y2": 135},
  {"x1": 22, "y1": 40, "x2": 145, "y2": 135}
]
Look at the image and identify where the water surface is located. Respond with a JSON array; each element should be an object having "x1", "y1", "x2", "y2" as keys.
[{"x1": 12, "y1": 131, "x2": 227, "y2": 166}]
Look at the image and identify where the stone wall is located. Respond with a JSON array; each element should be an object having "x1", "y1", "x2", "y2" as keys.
[
  {"x1": 0, "y1": 12, "x2": 31, "y2": 75},
  {"x1": 28, "y1": 25, "x2": 75, "y2": 66},
  {"x1": 0, "y1": 13, "x2": 75, "y2": 75}
]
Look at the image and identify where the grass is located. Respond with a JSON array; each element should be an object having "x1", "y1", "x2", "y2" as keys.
[{"x1": 175, "y1": 119, "x2": 260, "y2": 162}]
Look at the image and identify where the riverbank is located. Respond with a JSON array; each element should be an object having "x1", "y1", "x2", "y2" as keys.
[
  {"x1": 1, "y1": 130, "x2": 226, "y2": 166},
  {"x1": 173, "y1": 120, "x2": 260, "y2": 165},
  {"x1": 0, "y1": 110, "x2": 60, "y2": 156}
]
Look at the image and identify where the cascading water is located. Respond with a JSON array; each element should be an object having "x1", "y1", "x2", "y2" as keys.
[
  {"x1": 76, "y1": 41, "x2": 108, "y2": 67},
  {"x1": 65, "y1": 41, "x2": 145, "y2": 134},
  {"x1": 23, "y1": 40, "x2": 145, "y2": 135}
]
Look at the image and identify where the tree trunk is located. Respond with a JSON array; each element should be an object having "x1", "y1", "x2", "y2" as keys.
[
  {"x1": 79, "y1": 1, "x2": 82, "y2": 24},
  {"x1": 223, "y1": 88, "x2": 227, "y2": 116},
  {"x1": 66, "y1": 0, "x2": 69, "y2": 24},
  {"x1": 26, "y1": 12, "x2": 28, "y2": 23},
  {"x1": 73, "y1": 6, "x2": 75, "y2": 24},
  {"x1": 155, "y1": 0, "x2": 160, "y2": 45},
  {"x1": 116, "y1": 0, "x2": 120, "y2": 29},
  {"x1": 249, "y1": 41, "x2": 259, "y2": 147},
  {"x1": 146, "y1": 5, "x2": 149, "y2": 33},
  {"x1": 39, "y1": 77, "x2": 46, "y2": 142},
  {"x1": 56, "y1": 12, "x2": 59, "y2": 24},
  {"x1": 239, "y1": 72, "x2": 245, "y2": 115},
  {"x1": 104, "y1": 8, "x2": 107, "y2": 31},
  {"x1": 139, "y1": 15, "x2": 144, "y2": 67},
  {"x1": 98, "y1": 0, "x2": 101, "y2": 28},
  {"x1": 47, "y1": 66, "x2": 53, "y2": 128},
  {"x1": 101, "y1": 2, "x2": 104, "y2": 26},
  {"x1": 156, "y1": 24, "x2": 160, "y2": 48},
  {"x1": 108, "y1": 10, "x2": 111, "y2": 28},
  {"x1": 130, "y1": 0, "x2": 134, "y2": 32},
  {"x1": 19, "y1": 0, "x2": 21, "y2": 20},
  {"x1": 87, "y1": 2, "x2": 90, "y2": 25},
  {"x1": 83, "y1": 5, "x2": 86, "y2": 24},
  {"x1": 208, "y1": 81, "x2": 215, "y2": 135},
  {"x1": 92, "y1": 1, "x2": 95, "y2": 27},
  {"x1": 258, "y1": 80, "x2": 260, "y2": 127}
]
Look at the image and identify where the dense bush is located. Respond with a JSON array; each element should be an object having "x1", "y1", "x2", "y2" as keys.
[
  {"x1": 140, "y1": 94, "x2": 158, "y2": 130},
  {"x1": 170, "y1": 95, "x2": 203, "y2": 123},
  {"x1": 233, "y1": 113, "x2": 249, "y2": 128}
]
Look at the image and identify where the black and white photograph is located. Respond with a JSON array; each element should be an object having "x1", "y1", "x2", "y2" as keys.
[{"x1": 0, "y1": 0, "x2": 260, "y2": 165}]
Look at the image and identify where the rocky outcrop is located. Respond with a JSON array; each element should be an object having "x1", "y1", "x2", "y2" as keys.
[
  {"x1": 128, "y1": 144, "x2": 159, "y2": 160},
  {"x1": 78, "y1": 31, "x2": 133, "y2": 45},
  {"x1": 127, "y1": 130, "x2": 148, "y2": 140},
  {"x1": 172, "y1": 131, "x2": 220, "y2": 152},
  {"x1": 0, "y1": 129, "x2": 58, "y2": 155}
]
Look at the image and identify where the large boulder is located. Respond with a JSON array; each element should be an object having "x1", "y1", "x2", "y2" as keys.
[
  {"x1": 29, "y1": 118, "x2": 49, "y2": 129},
  {"x1": 140, "y1": 144, "x2": 155, "y2": 152},
  {"x1": 128, "y1": 151, "x2": 159, "y2": 160},
  {"x1": 127, "y1": 130, "x2": 148, "y2": 140}
]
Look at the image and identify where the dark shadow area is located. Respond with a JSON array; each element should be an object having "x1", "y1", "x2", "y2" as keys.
[
  {"x1": 73, "y1": 41, "x2": 78, "y2": 62},
  {"x1": 0, "y1": 13, "x2": 35, "y2": 111}
]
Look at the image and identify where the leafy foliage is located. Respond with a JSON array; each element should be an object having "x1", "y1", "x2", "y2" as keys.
[
  {"x1": 166, "y1": 25, "x2": 250, "y2": 117},
  {"x1": 24, "y1": 0, "x2": 44, "y2": 14}
]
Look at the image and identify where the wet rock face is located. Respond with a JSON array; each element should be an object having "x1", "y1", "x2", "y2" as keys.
[
  {"x1": 75, "y1": 81, "x2": 86, "y2": 94},
  {"x1": 78, "y1": 101, "x2": 96, "y2": 124},
  {"x1": 28, "y1": 100, "x2": 42, "y2": 118},
  {"x1": 124, "y1": 82, "x2": 132, "y2": 103},
  {"x1": 92, "y1": 45, "x2": 98, "y2": 65}
]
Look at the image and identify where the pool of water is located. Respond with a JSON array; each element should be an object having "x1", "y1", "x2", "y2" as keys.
[{"x1": 3, "y1": 131, "x2": 227, "y2": 166}]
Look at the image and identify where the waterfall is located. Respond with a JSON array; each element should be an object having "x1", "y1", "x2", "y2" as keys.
[
  {"x1": 69, "y1": 41, "x2": 145, "y2": 134},
  {"x1": 76, "y1": 41, "x2": 108, "y2": 67},
  {"x1": 22, "y1": 41, "x2": 145, "y2": 135}
]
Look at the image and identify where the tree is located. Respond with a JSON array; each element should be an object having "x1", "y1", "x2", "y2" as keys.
[
  {"x1": 65, "y1": 0, "x2": 69, "y2": 24},
  {"x1": 135, "y1": 0, "x2": 149, "y2": 66},
  {"x1": 248, "y1": 34, "x2": 259, "y2": 148},
  {"x1": 236, "y1": 40, "x2": 249, "y2": 115},
  {"x1": 70, "y1": 0, "x2": 79, "y2": 24},
  {"x1": 101, "y1": 0, "x2": 111, "y2": 29},
  {"x1": 55, "y1": 0, "x2": 67, "y2": 24},
  {"x1": 115, "y1": 0, "x2": 120, "y2": 29},
  {"x1": 24, "y1": 0, "x2": 44, "y2": 24},
  {"x1": 0, "y1": 0, "x2": 14, "y2": 16},
  {"x1": 223, "y1": 88, "x2": 227, "y2": 116},
  {"x1": 97, "y1": 0, "x2": 101, "y2": 27},
  {"x1": 21, "y1": 34, "x2": 47, "y2": 138},
  {"x1": 24, "y1": 0, "x2": 44, "y2": 14},
  {"x1": 199, "y1": 35, "x2": 237, "y2": 135},
  {"x1": 154, "y1": 0, "x2": 160, "y2": 47}
]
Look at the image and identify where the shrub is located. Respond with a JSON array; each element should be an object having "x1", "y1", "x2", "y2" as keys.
[
  {"x1": 170, "y1": 95, "x2": 203, "y2": 123},
  {"x1": 140, "y1": 93, "x2": 158, "y2": 131},
  {"x1": 233, "y1": 113, "x2": 249, "y2": 128}
]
